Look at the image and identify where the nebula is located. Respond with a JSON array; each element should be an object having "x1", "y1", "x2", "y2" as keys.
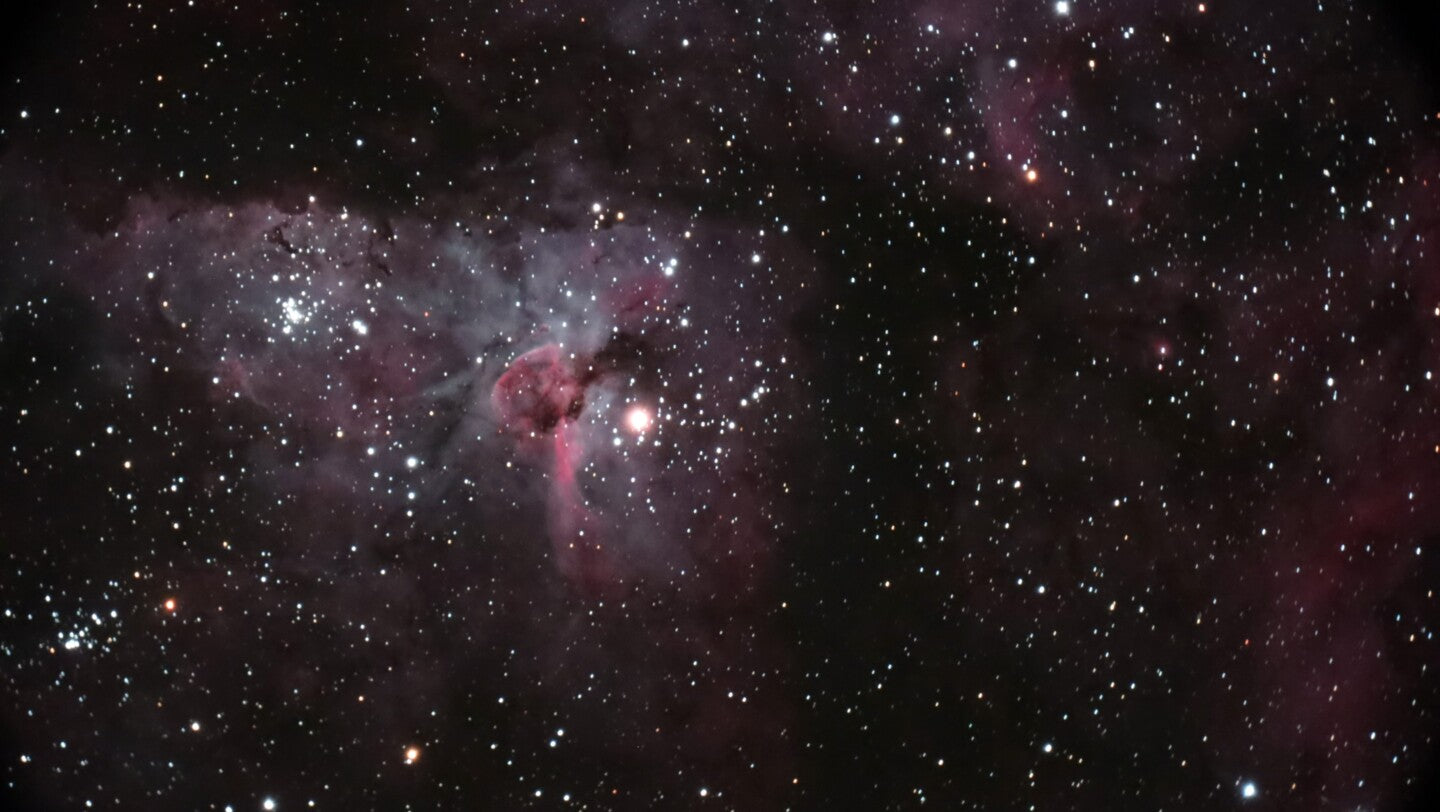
[
  {"x1": 490, "y1": 343, "x2": 587, "y2": 439},
  {"x1": 489, "y1": 342, "x2": 621, "y2": 592}
]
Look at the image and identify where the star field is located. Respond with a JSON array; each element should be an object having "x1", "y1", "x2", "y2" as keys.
[{"x1": 2, "y1": 1, "x2": 1440, "y2": 809}]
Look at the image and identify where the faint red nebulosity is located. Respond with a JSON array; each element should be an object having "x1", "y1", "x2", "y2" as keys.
[{"x1": 491, "y1": 343, "x2": 619, "y2": 595}]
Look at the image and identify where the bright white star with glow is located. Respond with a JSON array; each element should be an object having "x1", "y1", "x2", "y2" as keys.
[{"x1": 625, "y1": 406, "x2": 652, "y2": 433}]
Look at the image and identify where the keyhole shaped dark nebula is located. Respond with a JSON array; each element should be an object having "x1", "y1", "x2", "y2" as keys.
[{"x1": 490, "y1": 343, "x2": 587, "y2": 438}]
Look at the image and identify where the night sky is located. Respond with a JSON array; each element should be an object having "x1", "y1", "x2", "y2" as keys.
[{"x1": 2, "y1": 1, "x2": 1440, "y2": 809}]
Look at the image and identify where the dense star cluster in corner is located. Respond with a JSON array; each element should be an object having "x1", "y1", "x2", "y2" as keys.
[{"x1": 1, "y1": 1, "x2": 1439, "y2": 809}]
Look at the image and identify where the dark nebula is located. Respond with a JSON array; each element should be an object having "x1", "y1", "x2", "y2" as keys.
[
  {"x1": 2, "y1": 1, "x2": 1440, "y2": 810},
  {"x1": 492, "y1": 344, "x2": 588, "y2": 437}
]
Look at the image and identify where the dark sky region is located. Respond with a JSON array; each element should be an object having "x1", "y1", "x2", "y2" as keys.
[{"x1": 2, "y1": 1, "x2": 1440, "y2": 809}]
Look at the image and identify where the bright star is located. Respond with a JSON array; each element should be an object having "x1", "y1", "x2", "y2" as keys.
[{"x1": 626, "y1": 406, "x2": 652, "y2": 433}]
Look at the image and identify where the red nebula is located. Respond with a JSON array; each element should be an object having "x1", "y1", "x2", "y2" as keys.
[
  {"x1": 490, "y1": 343, "x2": 585, "y2": 437},
  {"x1": 491, "y1": 343, "x2": 619, "y2": 595},
  {"x1": 546, "y1": 421, "x2": 619, "y2": 595}
]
